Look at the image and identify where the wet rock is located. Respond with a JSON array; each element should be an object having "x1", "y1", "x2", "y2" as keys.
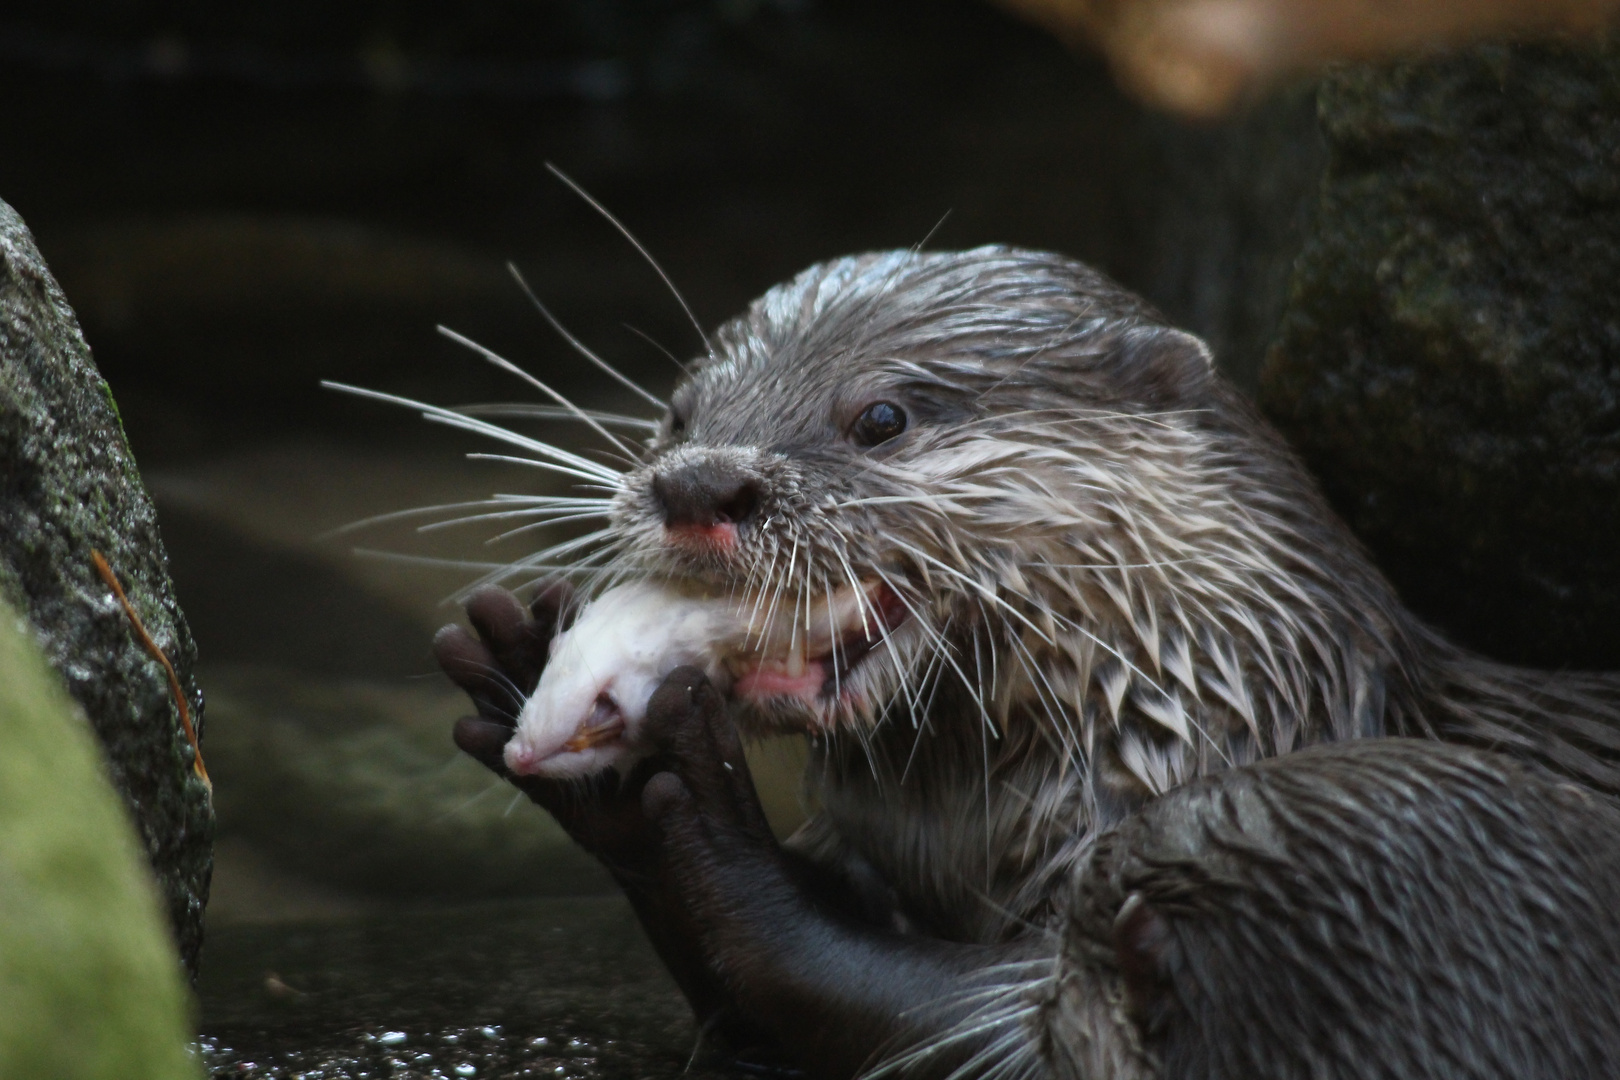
[
  {"x1": 0, "y1": 196, "x2": 212, "y2": 973},
  {"x1": 0, "y1": 599, "x2": 199, "y2": 1079},
  {"x1": 1260, "y1": 42, "x2": 1620, "y2": 669},
  {"x1": 199, "y1": 896, "x2": 726, "y2": 1080}
]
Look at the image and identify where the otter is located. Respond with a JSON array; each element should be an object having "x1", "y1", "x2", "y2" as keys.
[{"x1": 428, "y1": 247, "x2": 1620, "y2": 1077}]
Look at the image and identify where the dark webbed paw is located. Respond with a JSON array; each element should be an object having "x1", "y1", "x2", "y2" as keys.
[
  {"x1": 433, "y1": 582, "x2": 642, "y2": 830},
  {"x1": 641, "y1": 668, "x2": 777, "y2": 849},
  {"x1": 434, "y1": 582, "x2": 572, "y2": 736},
  {"x1": 636, "y1": 669, "x2": 801, "y2": 979}
]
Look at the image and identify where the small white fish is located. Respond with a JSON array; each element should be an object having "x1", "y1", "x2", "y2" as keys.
[
  {"x1": 503, "y1": 576, "x2": 897, "y2": 780},
  {"x1": 503, "y1": 581, "x2": 747, "y2": 779}
]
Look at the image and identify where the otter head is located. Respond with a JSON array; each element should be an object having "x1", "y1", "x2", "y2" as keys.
[{"x1": 604, "y1": 245, "x2": 1243, "y2": 744}]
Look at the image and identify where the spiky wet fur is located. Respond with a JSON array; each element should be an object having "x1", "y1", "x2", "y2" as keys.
[
  {"x1": 591, "y1": 247, "x2": 1620, "y2": 942},
  {"x1": 395, "y1": 245, "x2": 1620, "y2": 1076}
]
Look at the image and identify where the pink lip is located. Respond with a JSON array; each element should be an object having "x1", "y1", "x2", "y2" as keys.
[
  {"x1": 735, "y1": 663, "x2": 829, "y2": 700},
  {"x1": 665, "y1": 521, "x2": 738, "y2": 551}
]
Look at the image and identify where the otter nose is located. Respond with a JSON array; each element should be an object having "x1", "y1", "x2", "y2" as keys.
[{"x1": 652, "y1": 461, "x2": 761, "y2": 529}]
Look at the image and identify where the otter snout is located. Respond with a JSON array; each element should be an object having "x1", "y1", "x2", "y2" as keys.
[{"x1": 652, "y1": 455, "x2": 762, "y2": 531}]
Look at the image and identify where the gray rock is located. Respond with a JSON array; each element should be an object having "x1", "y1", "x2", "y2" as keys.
[
  {"x1": 1260, "y1": 42, "x2": 1620, "y2": 669},
  {"x1": 0, "y1": 197, "x2": 212, "y2": 975}
]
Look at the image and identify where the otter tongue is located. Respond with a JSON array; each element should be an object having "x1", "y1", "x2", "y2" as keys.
[{"x1": 735, "y1": 656, "x2": 826, "y2": 700}]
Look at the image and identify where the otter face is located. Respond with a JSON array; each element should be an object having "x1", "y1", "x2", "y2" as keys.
[{"x1": 601, "y1": 246, "x2": 1222, "y2": 738}]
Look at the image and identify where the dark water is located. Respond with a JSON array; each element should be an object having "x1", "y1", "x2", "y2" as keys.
[{"x1": 199, "y1": 897, "x2": 735, "y2": 1080}]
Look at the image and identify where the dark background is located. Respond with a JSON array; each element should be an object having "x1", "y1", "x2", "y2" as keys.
[{"x1": 0, "y1": 0, "x2": 1314, "y2": 472}]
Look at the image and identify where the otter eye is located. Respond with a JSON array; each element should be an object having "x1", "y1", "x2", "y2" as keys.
[
  {"x1": 851, "y1": 401, "x2": 907, "y2": 446},
  {"x1": 668, "y1": 411, "x2": 687, "y2": 436}
]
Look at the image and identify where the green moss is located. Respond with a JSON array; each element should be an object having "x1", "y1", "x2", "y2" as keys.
[
  {"x1": 0, "y1": 600, "x2": 200, "y2": 1080},
  {"x1": 99, "y1": 379, "x2": 127, "y2": 438}
]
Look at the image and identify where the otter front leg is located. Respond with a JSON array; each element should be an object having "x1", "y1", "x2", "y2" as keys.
[
  {"x1": 639, "y1": 668, "x2": 1046, "y2": 1080},
  {"x1": 435, "y1": 586, "x2": 761, "y2": 1046}
]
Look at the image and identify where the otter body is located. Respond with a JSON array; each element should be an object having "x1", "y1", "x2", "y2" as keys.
[
  {"x1": 434, "y1": 247, "x2": 1620, "y2": 1078},
  {"x1": 1044, "y1": 740, "x2": 1620, "y2": 1080}
]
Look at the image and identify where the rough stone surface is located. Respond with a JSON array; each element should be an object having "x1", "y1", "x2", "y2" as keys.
[
  {"x1": 0, "y1": 598, "x2": 200, "y2": 1080},
  {"x1": 0, "y1": 196, "x2": 212, "y2": 975},
  {"x1": 1261, "y1": 43, "x2": 1620, "y2": 670}
]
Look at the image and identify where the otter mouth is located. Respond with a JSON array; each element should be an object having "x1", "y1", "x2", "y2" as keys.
[{"x1": 725, "y1": 581, "x2": 909, "y2": 709}]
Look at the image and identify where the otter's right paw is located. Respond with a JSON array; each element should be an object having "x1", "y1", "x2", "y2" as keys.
[
  {"x1": 433, "y1": 582, "x2": 572, "y2": 774},
  {"x1": 433, "y1": 582, "x2": 656, "y2": 863}
]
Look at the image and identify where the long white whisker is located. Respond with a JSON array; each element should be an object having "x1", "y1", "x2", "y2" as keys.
[
  {"x1": 546, "y1": 162, "x2": 716, "y2": 361},
  {"x1": 415, "y1": 505, "x2": 610, "y2": 533},
  {"x1": 350, "y1": 549, "x2": 514, "y2": 572},
  {"x1": 621, "y1": 321, "x2": 690, "y2": 374},
  {"x1": 437, "y1": 324, "x2": 641, "y2": 460},
  {"x1": 484, "y1": 510, "x2": 614, "y2": 543},
  {"x1": 317, "y1": 496, "x2": 572, "y2": 540},
  {"x1": 323, "y1": 381, "x2": 620, "y2": 481},
  {"x1": 457, "y1": 453, "x2": 611, "y2": 487},
  {"x1": 454, "y1": 403, "x2": 659, "y2": 432},
  {"x1": 507, "y1": 262, "x2": 669, "y2": 410},
  {"x1": 871, "y1": 567, "x2": 994, "y2": 734}
]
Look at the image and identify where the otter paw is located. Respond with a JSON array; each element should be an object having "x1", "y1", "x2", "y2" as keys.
[{"x1": 642, "y1": 667, "x2": 775, "y2": 845}]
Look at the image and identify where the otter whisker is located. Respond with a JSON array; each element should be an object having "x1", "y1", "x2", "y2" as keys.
[
  {"x1": 506, "y1": 261, "x2": 668, "y2": 411},
  {"x1": 437, "y1": 324, "x2": 642, "y2": 461},
  {"x1": 886, "y1": 540, "x2": 1055, "y2": 649},
  {"x1": 762, "y1": 535, "x2": 799, "y2": 651},
  {"x1": 317, "y1": 496, "x2": 578, "y2": 540},
  {"x1": 428, "y1": 777, "x2": 512, "y2": 825},
  {"x1": 521, "y1": 527, "x2": 620, "y2": 566},
  {"x1": 976, "y1": 308, "x2": 1088, "y2": 398},
  {"x1": 454, "y1": 403, "x2": 660, "y2": 432},
  {"x1": 463, "y1": 452, "x2": 619, "y2": 487},
  {"x1": 869, "y1": 565, "x2": 994, "y2": 735},
  {"x1": 416, "y1": 505, "x2": 611, "y2": 534},
  {"x1": 350, "y1": 548, "x2": 514, "y2": 573},
  {"x1": 899, "y1": 617, "x2": 953, "y2": 785},
  {"x1": 484, "y1": 510, "x2": 615, "y2": 544},
  {"x1": 545, "y1": 162, "x2": 715, "y2": 363},
  {"x1": 456, "y1": 437, "x2": 624, "y2": 480},
  {"x1": 322, "y1": 381, "x2": 621, "y2": 481},
  {"x1": 456, "y1": 535, "x2": 628, "y2": 601},
  {"x1": 621, "y1": 321, "x2": 692, "y2": 376}
]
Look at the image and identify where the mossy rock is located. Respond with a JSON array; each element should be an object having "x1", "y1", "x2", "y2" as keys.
[
  {"x1": 0, "y1": 599, "x2": 199, "y2": 1079},
  {"x1": 1262, "y1": 42, "x2": 1620, "y2": 669},
  {"x1": 0, "y1": 196, "x2": 212, "y2": 973}
]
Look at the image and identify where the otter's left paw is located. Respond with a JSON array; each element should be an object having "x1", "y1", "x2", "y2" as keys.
[{"x1": 637, "y1": 669, "x2": 795, "y2": 937}]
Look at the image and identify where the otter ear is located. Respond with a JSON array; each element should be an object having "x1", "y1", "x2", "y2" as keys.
[{"x1": 1099, "y1": 326, "x2": 1215, "y2": 408}]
